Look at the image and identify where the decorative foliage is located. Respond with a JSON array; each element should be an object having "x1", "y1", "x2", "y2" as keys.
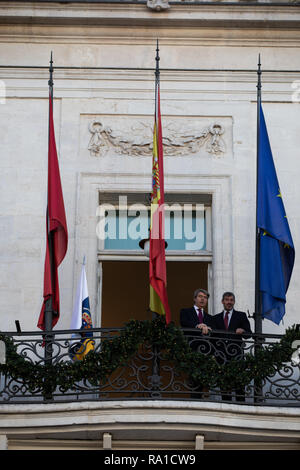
[{"x1": 0, "y1": 318, "x2": 300, "y2": 396}]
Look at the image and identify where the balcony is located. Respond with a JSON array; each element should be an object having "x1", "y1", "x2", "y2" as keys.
[
  {"x1": 1, "y1": 318, "x2": 299, "y2": 406},
  {"x1": 1, "y1": 319, "x2": 300, "y2": 449}
]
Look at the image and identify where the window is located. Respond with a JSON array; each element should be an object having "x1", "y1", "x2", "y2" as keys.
[
  {"x1": 97, "y1": 192, "x2": 211, "y2": 256},
  {"x1": 97, "y1": 192, "x2": 212, "y2": 326}
]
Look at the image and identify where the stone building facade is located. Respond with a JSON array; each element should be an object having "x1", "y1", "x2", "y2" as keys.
[{"x1": 0, "y1": 0, "x2": 300, "y2": 450}]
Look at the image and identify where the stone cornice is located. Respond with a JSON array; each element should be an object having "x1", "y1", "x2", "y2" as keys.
[
  {"x1": 1, "y1": 400, "x2": 300, "y2": 445},
  {"x1": 0, "y1": 1, "x2": 300, "y2": 29}
]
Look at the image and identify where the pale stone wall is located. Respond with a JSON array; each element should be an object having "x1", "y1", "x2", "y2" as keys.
[{"x1": 0, "y1": 2, "x2": 300, "y2": 335}]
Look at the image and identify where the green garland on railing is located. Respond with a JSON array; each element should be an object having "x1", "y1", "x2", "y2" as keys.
[{"x1": 0, "y1": 317, "x2": 300, "y2": 395}]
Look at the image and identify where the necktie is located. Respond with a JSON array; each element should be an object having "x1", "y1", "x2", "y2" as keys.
[
  {"x1": 198, "y1": 308, "x2": 203, "y2": 323},
  {"x1": 224, "y1": 311, "x2": 230, "y2": 330}
]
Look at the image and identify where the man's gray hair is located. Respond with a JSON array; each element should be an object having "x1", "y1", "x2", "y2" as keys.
[{"x1": 193, "y1": 288, "x2": 210, "y2": 299}]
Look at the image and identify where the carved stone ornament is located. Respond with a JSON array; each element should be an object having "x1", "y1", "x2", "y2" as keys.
[
  {"x1": 147, "y1": 0, "x2": 170, "y2": 11},
  {"x1": 88, "y1": 119, "x2": 226, "y2": 157}
]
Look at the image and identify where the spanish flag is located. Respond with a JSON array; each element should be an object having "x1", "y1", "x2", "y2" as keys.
[{"x1": 149, "y1": 51, "x2": 171, "y2": 324}]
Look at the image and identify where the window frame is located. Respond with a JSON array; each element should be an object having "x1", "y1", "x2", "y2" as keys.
[{"x1": 97, "y1": 192, "x2": 212, "y2": 262}]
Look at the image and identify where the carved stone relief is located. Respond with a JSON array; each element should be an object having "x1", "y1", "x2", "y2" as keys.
[
  {"x1": 147, "y1": 0, "x2": 170, "y2": 11},
  {"x1": 87, "y1": 117, "x2": 227, "y2": 158}
]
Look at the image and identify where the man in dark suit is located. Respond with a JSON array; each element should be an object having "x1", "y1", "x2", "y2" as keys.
[
  {"x1": 180, "y1": 288, "x2": 214, "y2": 333},
  {"x1": 213, "y1": 291, "x2": 252, "y2": 402},
  {"x1": 180, "y1": 288, "x2": 214, "y2": 398}
]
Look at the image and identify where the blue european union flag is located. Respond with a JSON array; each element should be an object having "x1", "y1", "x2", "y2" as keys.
[{"x1": 257, "y1": 104, "x2": 295, "y2": 325}]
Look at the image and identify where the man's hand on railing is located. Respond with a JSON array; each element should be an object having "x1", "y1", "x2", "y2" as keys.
[
  {"x1": 196, "y1": 323, "x2": 212, "y2": 335},
  {"x1": 235, "y1": 328, "x2": 245, "y2": 335}
]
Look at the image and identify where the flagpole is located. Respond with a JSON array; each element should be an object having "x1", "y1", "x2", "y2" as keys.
[
  {"x1": 44, "y1": 51, "x2": 55, "y2": 335},
  {"x1": 151, "y1": 38, "x2": 160, "y2": 325},
  {"x1": 254, "y1": 54, "x2": 264, "y2": 404},
  {"x1": 149, "y1": 40, "x2": 162, "y2": 395},
  {"x1": 48, "y1": 51, "x2": 53, "y2": 102},
  {"x1": 155, "y1": 39, "x2": 160, "y2": 114},
  {"x1": 255, "y1": 54, "x2": 262, "y2": 336}
]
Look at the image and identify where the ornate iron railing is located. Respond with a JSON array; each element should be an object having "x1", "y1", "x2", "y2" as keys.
[{"x1": 0, "y1": 327, "x2": 299, "y2": 405}]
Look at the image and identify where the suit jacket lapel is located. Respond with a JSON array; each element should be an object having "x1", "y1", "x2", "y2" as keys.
[
  {"x1": 217, "y1": 312, "x2": 225, "y2": 330},
  {"x1": 228, "y1": 310, "x2": 237, "y2": 330},
  {"x1": 193, "y1": 307, "x2": 198, "y2": 324},
  {"x1": 218, "y1": 310, "x2": 234, "y2": 330}
]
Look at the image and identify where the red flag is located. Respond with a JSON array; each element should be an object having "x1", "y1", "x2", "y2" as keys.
[
  {"x1": 149, "y1": 78, "x2": 171, "y2": 324},
  {"x1": 38, "y1": 95, "x2": 68, "y2": 330}
]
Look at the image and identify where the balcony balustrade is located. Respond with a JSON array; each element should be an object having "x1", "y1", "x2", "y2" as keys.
[{"x1": 0, "y1": 324, "x2": 299, "y2": 405}]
